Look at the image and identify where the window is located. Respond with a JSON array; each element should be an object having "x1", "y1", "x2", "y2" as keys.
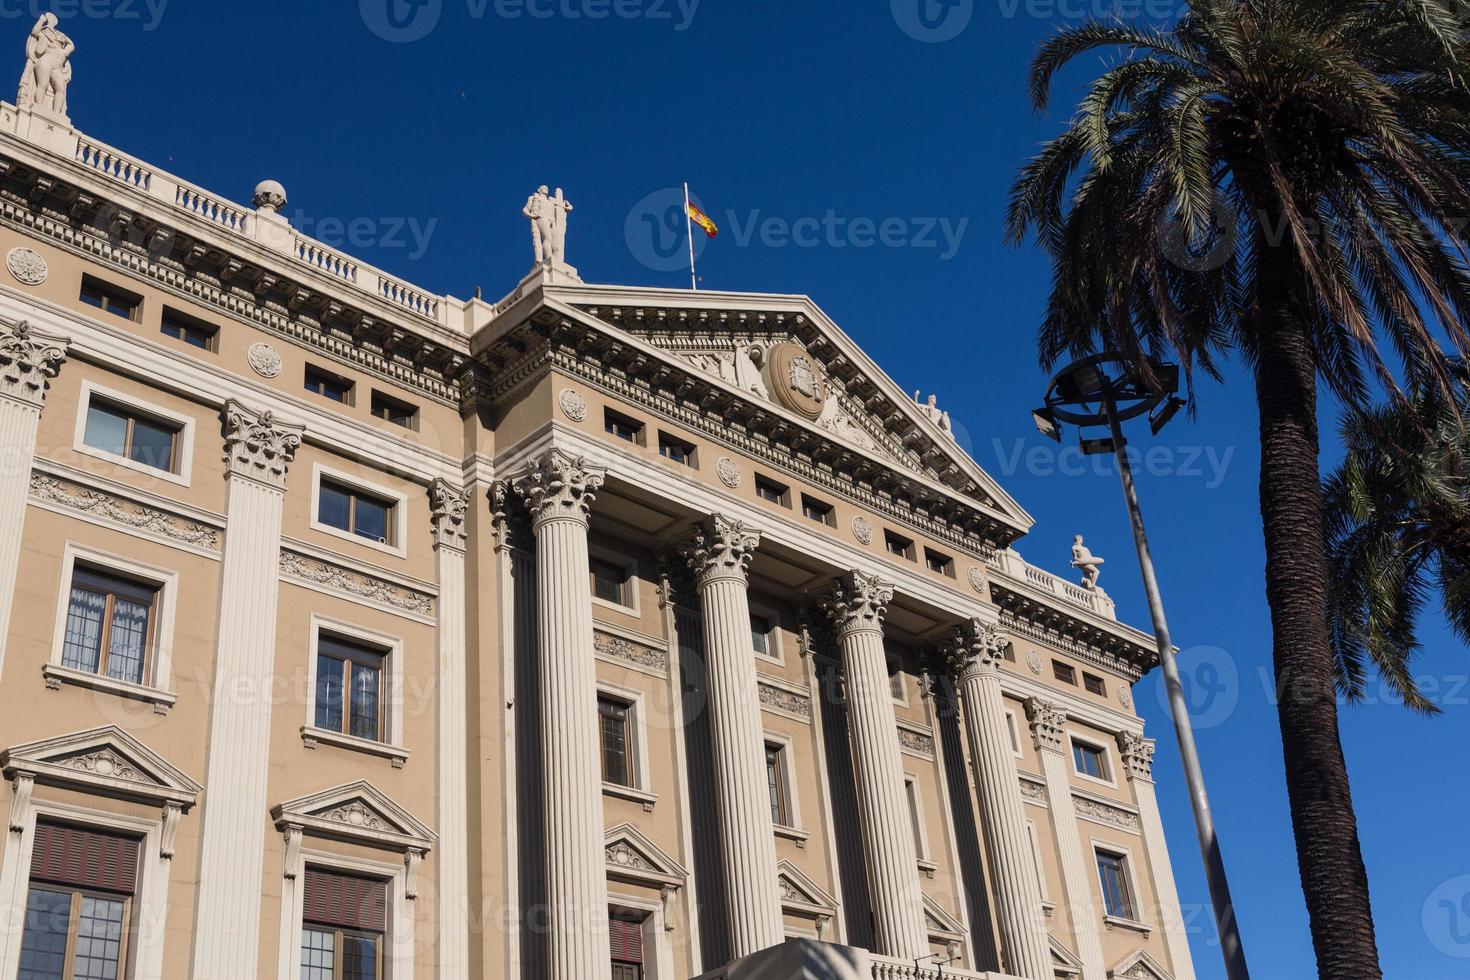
[
  {"x1": 18, "y1": 822, "x2": 139, "y2": 980},
  {"x1": 599, "y1": 696, "x2": 633, "y2": 787},
  {"x1": 904, "y1": 776, "x2": 927, "y2": 858},
  {"x1": 82, "y1": 399, "x2": 180, "y2": 473},
  {"x1": 79, "y1": 275, "x2": 140, "y2": 321},
  {"x1": 318, "y1": 480, "x2": 395, "y2": 545},
  {"x1": 305, "y1": 365, "x2": 355, "y2": 404},
  {"x1": 610, "y1": 915, "x2": 645, "y2": 980},
  {"x1": 591, "y1": 556, "x2": 633, "y2": 607},
  {"x1": 1005, "y1": 711, "x2": 1022, "y2": 755},
  {"x1": 801, "y1": 495, "x2": 835, "y2": 527},
  {"x1": 1073, "y1": 740, "x2": 1110, "y2": 781},
  {"x1": 61, "y1": 566, "x2": 159, "y2": 686},
  {"x1": 890, "y1": 671, "x2": 906, "y2": 702},
  {"x1": 925, "y1": 549, "x2": 955, "y2": 577},
  {"x1": 750, "y1": 613, "x2": 773, "y2": 657},
  {"x1": 605, "y1": 409, "x2": 643, "y2": 443},
  {"x1": 315, "y1": 634, "x2": 386, "y2": 742},
  {"x1": 885, "y1": 531, "x2": 915, "y2": 560},
  {"x1": 1096, "y1": 850, "x2": 1137, "y2": 920},
  {"x1": 766, "y1": 744, "x2": 791, "y2": 826},
  {"x1": 755, "y1": 476, "x2": 789, "y2": 506},
  {"x1": 1026, "y1": 821, "x2": 1049, "y2": 900},
  {"x1": 1053, "y1": 661, "x2": 1077, "y2": 686},
  {"x1": 658, "y1": 432, "x2": 696, "y2": 466},
  {"x1": 1083, "y1": 672, "x2": 1107, "y2": 696},
  {"x1": 301, "y1": 868, "x2": 386, "y2": 980},
  {"x1": 160, "y1": 307, "x2": 217, "y2": 350},
  {"x1": 1001, "y1": 642, "x2": 1016, "y2": 663},
  {"x1": 370, "y1": 391, "x2": 418, "y2": 430}
]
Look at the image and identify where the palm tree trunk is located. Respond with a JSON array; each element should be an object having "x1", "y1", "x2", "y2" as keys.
[{"x1": 1253, "y1": 260, "x2": 1383, "y2": 980}]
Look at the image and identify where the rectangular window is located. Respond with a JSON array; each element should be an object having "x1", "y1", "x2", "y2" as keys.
[
  {"x1": 302, "y1": 868, "x2": 386, "y2": 980},
  {"x1": 1026, "y1": 821, "x2": 1049, "y2": 900},
  {"x1": 885, "y1": 531, "x2": 915, "y2": 560},
  {"x1": 1096, "y1": 850, "x2": 1137, "y2": 919},
  {"x1": 891, "y1": 671, "x2": 906, "y2": 702},
  {"x1": 1083, "y1": 672, "x2": 1107, "y2": 696},
  {"x1": 591, "y1": 557, "x2": 632, "y2": 607},
  {"x1": 657, "y1": 432, "x2": 696, "y2": 466},
  {"x1": 1053, "y1": 661, "x2": 1077, "y2": 686},
  {"x1": 305, "y1": 366, "x2": 355, "y2": 404},
  {"x1": 604, "y1": 409, "x2": 643, "y2": 443},
  {"x1": 62, "y1": 566, "x2": 159, "y2": 686},
  {"x1": 1001, "y1": 643, "x2": 1016, "y2": 663},
  {"x1": 755, "y1": 476, "x2": 789, "y2": 506},
  {"x1": 766, "y1": 744, "x2": 791, "y2": 827},
  {"x1": 160, "y1": 307, "x2": 217, "y2": 351},
  {"x1": 925, "y1": 549, "x2": 955, "y2": 577},
  {"x1": 599, "y1": 696, "x2": 633, "y2": 787},
  {"x1": 79, "y1": 275, "x2": 140, "y2": 321},
  {"x1": 905, "y1": 777, "x2": 926, "y2": 858},
  {"x1": 750, "y1": 613, "x2": 772, "y2": 657},
  {"x1": 315, "y1": 634, "x2": 386, "y2": 742},
  {"x1": 801, "y1": 495, "x2": 835, "y2": 527},
  {"x1": 610, "y1": 915, "x2": 645, "y2": 979},
  {"x1": 318, "y1": 480, "x2": 395, "y2": 545},
  {"x1": 1073, "y1": 741, "x2": 1110, "y2": 781},
  {"x1": 18, "y1": 821, "x2": 140, "y2": 980},
  {"x1": 83, "y1": 399, "x2": 180, "y2": 474},
  {"x1": 1006, "y1": 712, "x2": 1021, "y2": 754},
  {"x1": 370, "y1": 391, "x2": 418, "y2": 430}
]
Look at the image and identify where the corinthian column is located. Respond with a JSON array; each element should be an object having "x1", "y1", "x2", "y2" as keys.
[
  {"x1": 192, "y1": 402, "x2": 303, "y2": 980},
  {"x1": 1118, "y1": 732, "x2": 1197, "y2": 980},
  {"x1": 431, "y1": 481, "x2": 471, "y2": 980},
  {"x1": 680, "y1": 515, "x2": 784, "y2": 957},
  {"x1": 940, "y1": 621, "x2": 1052, "y2": 980},
  {"x1": 1026, "y1": 698, "x2": 1106, "y2": 980},
  {"x1": 0, "y1": 319, "x2": 66, "y2": 682},
  {"x1": 822, "y1": 571, "x2": 928, "y2": 959},
  {"x1": 514, "y1": 451, "x2": 612, "y2": 980}
]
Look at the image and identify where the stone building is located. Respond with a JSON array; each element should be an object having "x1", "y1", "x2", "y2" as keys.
[{"x1": 0, "y1": 22, "x2": 1196, "y2": 980}]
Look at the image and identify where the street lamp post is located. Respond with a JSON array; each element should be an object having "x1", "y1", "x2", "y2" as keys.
[{"x1": 1033, "y1": 353, "x2": 1250, "y2": 980}]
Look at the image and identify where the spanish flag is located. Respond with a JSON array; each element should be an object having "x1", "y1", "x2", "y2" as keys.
[{"x1": 687, "y1": 200, "x2": 719, "y2": 239}]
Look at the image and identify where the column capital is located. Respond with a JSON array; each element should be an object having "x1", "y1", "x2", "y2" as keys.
[
  {"x1": 222, "y1": 400, "x2": 302, "y2": 490},
  {"x1": 0, "y1": 319, "x2": 67, "y2": 409},
  {"x1": 429, "y1": 480, "x2": 469, "y2": 552},
  {"x1": 513, "y1": 450, "x2": 604, "y2": 530},
  {"x1": 1025, "y1": 697, "x2": 1068, "y2": 754},
  {"x1": 1116, "y1": 731, "x2": 1157, "y2": 782},
  {"x1": 821, "y1": 570, "x2": 894, "y2": 638},
  {"x1": 939, "y1": 617, "x2": 1008, "y2": 683},
  {"x1": 681, "y1": 513, "x2": 761, "y2": 586}
]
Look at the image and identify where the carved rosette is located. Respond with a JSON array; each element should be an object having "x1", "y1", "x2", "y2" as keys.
[
  {"x1": 681, "y1": 513, "x2": 761, "y2": 586},
  {"x1": 0, "y1": 319, "x2": 66, "y2": 409},
  {"x1": 821, "y1": 570, "x2": 894, "y2": 638},
  {"x1": 221, "y1": 401, "x2": 302, "y2": 490},
  {"x1": 1025, "y1": 697, "x2": 1068, "y2": 754},
  {"x1": 1116, "y1": 732, "x2": 1157, "y2": 782},
  {"x1": 513, "y1": 450, "x2": 605, "y2": 530},
  {"x1": 939, "y1": 618, "x2": 1008, "y2": 683},
  {"x1": 429, "y1": 480, "x2": 469, "y2": 552}
]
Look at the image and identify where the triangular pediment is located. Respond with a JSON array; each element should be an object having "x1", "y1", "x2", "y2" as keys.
[
  {"x1": 1051, "y1": 936, "x2": 1084, "y2": 977},
  {"x1": 1110, "y1": 948, "x2": 1173, "y2": 980},
  {"x1": 777, "y1": 859, "x2": 836, "y2": 913},
  {"x1": 604, "y1": 822, "x2": 688, "y2": 889},
  {"x1": 1, "y1": 726, "x2": 201, "y2": 808},
  {"x1": 923, "y1": 893, "x2": 966, "y2": 940},
  {"x1": 272, "y1": 780, "x2": 434, "y2": 852}
]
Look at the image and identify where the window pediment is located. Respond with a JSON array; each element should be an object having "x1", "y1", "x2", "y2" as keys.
[
  {"x1": 777, "y1": 860, "x2": 836, "y2": 919},
  {"x1": 1, "y1": 725, "x2": 201, "y2": 811},
  {"x1": 922, "y1": 893, "x2": 966, "y2": 942},
  {"x1": 1110, "y1": 948, "x2": 1173, "y2": 980},
  {"x1": 604, "y1": 822, "x2": 687, "y2": 891},
  {"x1": 1051, "y1": 936, "x2": 1085, "y2": 977},
  {"x1": 271, "y1": 780, "x2": 434, "y2": 854}
]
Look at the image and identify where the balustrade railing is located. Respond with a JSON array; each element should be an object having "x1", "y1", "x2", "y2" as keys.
[{"x1": 984, "y1": 546, "x2": 1117, "y2": 620}]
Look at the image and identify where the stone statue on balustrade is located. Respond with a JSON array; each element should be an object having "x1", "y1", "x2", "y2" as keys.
[
  {"x1": 914, "y1": 390, "x2": 956, "y2": 441},
  {"x1": 17, "y1": 14, "x2": 73, "y2": 120},
  {"x1": 523, "y1": 185, "x2": 574, "y2": 268},
  {"x1": 1071, "y1": 535, "x2": 1105, "y2": 591}
]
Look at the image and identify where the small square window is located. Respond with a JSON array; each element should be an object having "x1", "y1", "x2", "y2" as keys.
[
  {"x1": 591, "y1": 556, "x2": 633, "y2": 607},
  {"x1": 1053, "y1": 661, "x2": 1077, "y2": 686},
  {"x1": 599, "y1": 695, "x2": 634, "y2": 787},
  {"x1": 658, "y1": 433, "x2": 696, "y2": 466},
  {"x1": 305, "y1": 366, "x2": 355, "y2": 405},
  {"x1": 1001, "y1": 642, "x2": 1016, "y2": 663},
  {"x1": 83, "y1": 398, "x2": 181, "y2": 474},
  {"x1": 755, "y1": 476, "x2": 790, "y2": 506},
  {"x1": 750, "y1": 613, "x2": 773, "y2": 657},
  {"x1": 371, "y1": 391, "x2": 419, "y2": 430},
  {"x1": 885, "y1": 531, "x2": 915, "y2": 560},
  {"x1": 1083, "y1": 672, "x2": 1107, "y2": 696},
  {"x1": 79, "y1": 275, "x2": 140, "y2": 321},
  {"x1": 1073, "y1": 740, "x2": 1110, "y2": 780},
  {"x1": 605, "y1": 409, "x2": 643, "y2": 443},
  {"x1": 160, "y1": 307, "x2": 218, "y2": 351},
  {"x1": 319, "y1": 480, "x2": 395, "y2": 545},
  {"x1": 801, "y1": 495, "x2": 835, "y2": 527},
  {"x1": 315, "y1": 634, "x2": 386, "y2": 742},
  {"x1": 1096, "y1": 850, "x2": 1137, "y2": 920},
  {"x1": 925, "y1": 549, "x2": 955, "y2": 577}
]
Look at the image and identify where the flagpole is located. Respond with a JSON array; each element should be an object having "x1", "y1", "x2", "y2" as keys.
[{"x1": 684, "y1": 182, "x2": 698, "y2": 291}]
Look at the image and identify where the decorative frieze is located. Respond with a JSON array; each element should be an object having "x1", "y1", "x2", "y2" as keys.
[
  {"x1": 1072, "y1": 793, "x2": 1141, "y2": 833},
  {"x1": 280, "y1": 549, "x2": 434, "y2": 618},
  {"x1": 758, "y1": 682, "x2": 811, "y2": 719},
  {"x1": 514, "y1": 450, "x2": 604, "y2": 529},
  {"x1": 821, "y1": 570, "x2": 893, "y2": 638},
  {"x1": 593, "y1": 631, "x2": 668, "y2": 673},
  {"x1": 221, "y1": 400, "x2": 302, "y2": 491},
  {"x1": 0, "y1": 318, "x2": 66, "y2": 408},
  {"x1": 896, "y1": 726, "x2": 935, "y2": 757},
  {"x1": 1018, "y1": 776, "x2": 1048, "y2": 804},
  {"x1": 681, "y1": 513, "x2": 761, "y2": 586},
  {"x1": 30, "y1": 471, "x2": 222, "y2": 551},
  {"x1": 429, "y1": 479, "x2": 468, "y2": 552}
]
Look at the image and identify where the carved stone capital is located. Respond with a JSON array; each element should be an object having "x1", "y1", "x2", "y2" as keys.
[
  {"x1": 429, "y1": 480, "x2": 468, "y2": 551},
  {"x1": 513, "y1": 450, "x2": 604, "y2": 530},
  {"x1": 222, "y1": 401, "x2": 302, "y2": 490},
  {"x1": 821, "y1": 570, "x2": 894, "y2": 638},
  {"x1": 1025, "y1": 697, "x2": 1068, "y2": 754},
  {"x1": 681, "y1": 514, "x2": 761, "y2": 586},
  {"x1": 1116, "y1": 731, "x2": 1157, "y2": 782},
  {"x1": 0, "y1": 319, "x2": 66, "y2": 409},
  {"x1": 939, "y1": 618, "x2": 1008, "y2": 683}
]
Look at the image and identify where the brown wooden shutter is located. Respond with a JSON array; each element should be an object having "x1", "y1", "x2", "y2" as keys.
[
  {"x1": 609, "y1": 916, "x2": 644, "y2": 964},
  {"x1": 29, "y1": 821, "x2": 140, "y2": 895},
  {"x1": 303, "y1": 868, "x2": 387, "y2": 933}
]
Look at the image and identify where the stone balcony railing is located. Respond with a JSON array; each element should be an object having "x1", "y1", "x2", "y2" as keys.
[
  {"x1": 984, "y1": 545, "x2": 1118, "y2": 621},
  {"x1": 870, "y1": 954, "x2": 1021, "y2": 980}
]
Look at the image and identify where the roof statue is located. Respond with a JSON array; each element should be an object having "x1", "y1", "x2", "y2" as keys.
[
  {"x1": 17, "y1": 13, "x2": 72, "y2": 120},
  {"x1": 1071, "y1": 535, "x2": 1105, "y2": 591},
  {"x1": 914, "y1": 390, "x2": 956, "y2": 441},
  {"x1": 523, "y1": 184, "x2": 581, "y2": 283}
]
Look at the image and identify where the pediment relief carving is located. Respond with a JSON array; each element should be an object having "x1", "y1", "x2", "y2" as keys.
[
  {"x1": 1, "y1": 726, "x2": 201, "y2": 810},
  {"x1": 604, "y1": 822, "x2": 687, "y2": 890},
  {"x1": 272, "y1": 780, "x2": 434, "y2": 853},
  {"x1": 1110, "y1": 949, "x2": 1173, "y2": 980},
  {"x1": 776, "y1": 860, "x2": 837, "y2": 912},
  {"x1": 922, "y1": 893, "x2": 966, "y2": 939}
]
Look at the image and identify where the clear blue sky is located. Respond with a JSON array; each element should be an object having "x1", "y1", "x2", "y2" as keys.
[{"x1": 46, "y1": 1, "x2": 1469, "y2": 976}]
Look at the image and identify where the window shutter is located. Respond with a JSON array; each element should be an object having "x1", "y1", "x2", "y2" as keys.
[
  {"x1": 303, "y1": 868, "x2": 387, "y2": 933},
  {"x1": 29, "y1": 821, "x2": 140, "y2": 895},
  {"x1": 609, "y1": 917, "x2": 644, "y2": 964}
]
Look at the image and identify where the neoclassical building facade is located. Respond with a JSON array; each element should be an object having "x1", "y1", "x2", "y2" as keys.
[{"x1": 0, "y1": 26, "x2": 1197, "y2": 980}]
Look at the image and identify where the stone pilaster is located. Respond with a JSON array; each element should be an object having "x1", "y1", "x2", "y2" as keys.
[
  {"x1": 1025, "y1": 698, "x2": 1106, "y2": 980},
  {"x1": 514, "y1": 450, "x2": 612, "y2": 980},
  {"x1": 681, "y1": 514, "x2": 785, "y2": 957},
  {"x1": 1118, "y1": 732, "x2": 1197, "y2": 980},
  {"x1": 940, "y1": 621, "x2": 1051, "y2": 980},
  {"x1": 822, "y1": 571, "x2": 928, "y2": 959},
  {"x1": 191, "y1": 402, "x2": 302, "y2": 980},
  {"x1": 431, "y1": 480, "x2": 471, "y2": 980}
]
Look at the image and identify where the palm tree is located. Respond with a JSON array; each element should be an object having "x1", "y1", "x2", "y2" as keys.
[
  {"x1": 1007, "y1": 3, "x2": 1470, "y2": 977},
  {"x1": 1325, "y1": 373, "x2": 1470, "y2": 714}
]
